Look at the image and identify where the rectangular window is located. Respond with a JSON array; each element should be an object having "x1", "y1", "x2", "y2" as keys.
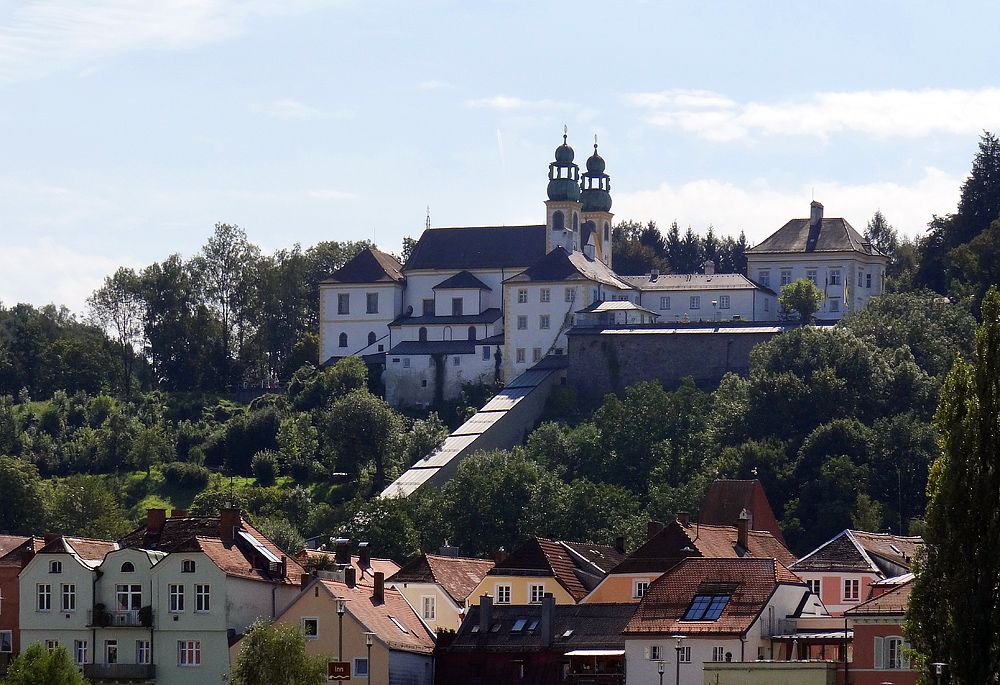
[
  {"x1": 866, "y1": 273, "x2": 872, "y2": 288},
  {"x1": 136, "y1": 640, "x2": 150, "y2": 664},
  {"x1": 540, "y1": 315, "x2": 550, "y2": 329},
  {"x1": 452, "y1": 297, "x2": 463, "y2": 316},
  {"x1": 403, "y1": 357, "x2": 410, "y2": 368},
  {"x1": 683, "y1": 594, "x2": 730, "y2": 620},
  {"x1": 679, "y1": 646, "x2": 691, "y2": 663},
  {"x1": 807, "y1": 269, "x2": 818, "y2": 284},
  {"x1": 422, "y1": 596, "x2": 436, "y2": 621},
  {"x1": 37, "y1": 584, "x2": 51, "y2": 611},
  {"x1": 829, "y1": 298, "x2": 840, "y2": 313},
  {"x1": 529, "y1": 584, "x2": 545, "y2": 604},
  {"x1": 74, "y1": 640, "x2": 87, "y2": 665},
  {"x1": 302, "y1": 617, "x2": 318, "y2": 638},
  {"x1": 633, "y1": 580, "x2": 650, "y2": 599},
  {"x1": 540, "y1": 288, "x2": 550, "y2": 302},
  {"x1": 758, "y1": 271, "x2": 770, "y2": 287},
  {"x1": 178, "y1": 640, "x2": 200, "y2": 666},
  {"x1": 49, "y1": 560, "x2": 62, "y2": 574},
  {"x1": 482, "y1": 347, "x2": 490, "y2": 360},
  {"x1": 648, "y1": 645, "x2": 661, "y2": 660},
  {"x1": 858, "y1": 271, "x2": 864, "y2": 287},
  {"x1": 781, "y1": 270, "x2": 792, "y2": 286},
  {"x1": 887, "y1": 637, "x2": 903, "y2": 669},
  {"x1": 61, "y1": 583, "x2": 75, "y2": 612},
  {"x1": 117, "y1": 584, "x2": 141, "y2": 611},
  {"x1": 422, "y1": 299, "x2": 434, "y2": 316},
  {"x1": 565, "y1": 287, "x2": 576, "y2": 302},
  {"x1": 453, "y1": 356, "x2": 461, "y2": 366},
  {"x1": 354, "y1": 658, "x2": 369, "y2": 677},
  {"x1": 806, "y1": 579, "x2": 821, "y2": 596},
  {"x1": 45, "y1": 640, "x2": 58, "y2": 652},
  {"x1": 660, "y1": 296, "x2": 670, "y2": 310},
  {"x1": 106, "y1": 639, "x2": 118, "y2": 664},
  {"x1": 0, "y1": 631, "x2": 12, "y2": 653},
  {"x1": 764, "y1": 298, "x2": 770, "y2": 311},
  {"x1": 182, "y1": 559, "x2": 196, "y2": 573},
  {"x1": 496, "y1": 585, "x2": 512, "y2": 604},
  {"x1": 829, "y1": 269, "x2": 841, "y2": 285},
  {"x1": 195, "y1": 584, "x2": 210, "y2": 612},
  {"x1": 337, "y1": 293, "x2": 349, "y2": 315},
  {"x1": 712, "y1": 646, "x2": 725, "y2": 662},
  {"x1": 690, "y1": 296, "x2": 701, "y2": 310},
  {"x1": 844, "y1": 578, "x2": 859, "y2": 600},
  {"x1": 169, "y1": 584, "x2": 184, "y2": 612},
  {"x1": 517, "y1": 315, "x2": 527, "y2": 330},
  {"x1": 532, "y1": 348, "x2": 542, "y2": 363},
  {"x1": 718, "y1": 295, "x2": 730, "y2": 309},
  {"x1": 518, "y1": 289, "x2": 528, "y2": 303},
  {"x1": 516, "y1": 349, "x2": 525, "y2": 364},
  {"x1": 366, "y1": 292, "x2": 378, "y2": 314}
]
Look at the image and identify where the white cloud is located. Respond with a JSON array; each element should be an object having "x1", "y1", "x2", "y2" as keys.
[
  {"x1": 306, "y1": 189, "x2": 357, "y2": 200},
  {"x1": 465, "y1": 95, "x2": 572, "y2": 111},
  {"x1": 257, "y1": 99, "x2": 352, "y2": 120},
  {"x1": 615, "y1": 167, "x2": 961, "y2": 245},
  {"x1": 626, "y1": 88, "x2": 1000, "y2": 142},
  {"x1": 0, "y1": 0, "x2": 342, "y2": 84}
]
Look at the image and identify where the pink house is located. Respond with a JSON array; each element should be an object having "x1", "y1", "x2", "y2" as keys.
[{"x1": 844, "y1": 576, "x2": 917, "y2": 685}]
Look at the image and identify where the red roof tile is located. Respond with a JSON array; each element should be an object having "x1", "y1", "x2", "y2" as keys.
[
  {"x1": 388, "y1": 554, "x2": 494, "y2": 606},
  {"x1": 844, "y1": 578, "x2": 913, "y2": 616},
  {"x1": 698, "y1": 479, "x2": 787, "y2": 547},
  {"x1": 315, "y1": 579, "x2": 436, "y2": 654},
  {"x1": 489, "y1": 538, "x2": 604, "y2": 602},
  {"x1": 297, "y1": 549, "x2": 400, "y2": 588}
]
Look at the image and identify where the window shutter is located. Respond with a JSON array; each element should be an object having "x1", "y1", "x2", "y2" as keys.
[
  {"x1": 902, "y1": 641, "x2": 911, "y2": 669},
  {"x1": 873, "y1": 636, "x2": 884, "y2": 669}
]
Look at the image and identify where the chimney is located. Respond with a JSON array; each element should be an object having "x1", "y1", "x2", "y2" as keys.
[
  {"x1": 737, "y1": 509, "x2": 750, "y2": 552},
  {"x1": 583, "y1": 237, "x2": 597, "y2": 260},
  {"x1": 479, "y1": 594, "x2": 493, "y2": 634},
  {"x1": 44, "y1": 534, "x2": 60, "y2": 546},
  {"x1": 615, "y1": 536, "x2": 626, "y2": 555},
  {"x1": 439, "y1": 542, "x2": 460, "y2": 557},
  {"x1": 219, "y1": 507, "x2": 241, "y2": 541},
  {"x1": 170, "y1": 509, "x2": 187, "y2": 518},
  {"x1": 540, "y1": 593, "x2": 556, "y2": 649},
  {"x1": 494, "y1": 547, "x2": 508, "y2": 564},
  {"x1": 146, "y1": 509, "x2": 166, "y2": 535},
  {"x1": 650, "y1": 269, "x2": 659, "y2": 282},
  {"x1": 810, "y1": 200, "x2": 824, "y2": 228},
  {"x1": 704, "y1": 260, "x2": 715, "y2": 275},
  {"x1": 647, "y1": 521, "x2": 665, "y2": 540},
  {"x1": 335, "y1": 538, "x2": 351, "y2": 566},
  {"x1": 345, "y1": 566, "x2": 357, "y2": 589},
  {"x1": 300, "y1": 572, "x2": 313, "y2": 589},
  {"x1": 358, "y1": 542, "x2": 371, "y2": 571},
  {"x1": 676, "y1": 511, "x2": 690, "y2": 526},
  {"x1": 373, "y1": 571, "x2": 385, "y2": 605}
]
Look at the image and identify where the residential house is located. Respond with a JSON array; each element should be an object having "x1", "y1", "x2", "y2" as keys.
[
  {"x1": 623, "y1": 557, "x2": 829, "y2": 685},
  {"x1": 269, "y1": 574, "x2": 435, "y2": 685},
  {"x1": 622, "y1": 266, "x2": 778, "y2": 323},
  {"x1": 19, "y1": 508, "x2": 307, "y2": 685},
  {"x1": 0, "y1": 535, "x2": 44, "y2": 672},
  {"x1": 468, "y1": 538, "x2": 626, "y2": 607},
  {"x1": 582, "y1": 517, "x2": 796, "y2": 604},
  {"x1": 698, "y1": 479, "x2": 787, "y2": 547},
  {"x1": 789, "y1": 529, "x2": 921, "y2": 616},
  {"x1": 387, "y1": 549, "x2": 494, "y2": 632},
  {"x1": 746, "y1": 200, "x2": 888, "y2": 320},
  {"x1": 843, "y1": 575, "x2": 917, "y2": 685},
  {"x1": 438, "y1": 593, "x2": 635, "y2": 685}
]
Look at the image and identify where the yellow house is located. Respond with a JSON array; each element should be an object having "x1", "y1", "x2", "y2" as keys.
[
  {"x1": 266, "y1": 574, "x2": 435, "y2": 685},
  {"x1": 468, "y1": 538, "x2": 624, "y2": 607},
  {"x1": 387, "y1": 552, "x2": 494, "y2": 632}
]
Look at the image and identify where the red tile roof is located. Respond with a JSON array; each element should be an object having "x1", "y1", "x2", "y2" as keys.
[
  {"x1": 488, "y1": 538, "x2": 614, "y2": 602},
  {"x1": 0, "y1": 535, "x2": 29, "y2": 558},
  {"x1": 315, "y1": 579, "x2": 436, "y2": 654},
  {"x1": 844, "y1": 578, "x2": 913, "y2": 616},
  {"x1": 625, "y1": 558, "x2": 804, "y2": 637},
  {"x1": 698, "y1": 479, "x2": 787, "y2": 547},
  {"x1": 297, "y1": 549, "x2": 400, "y2": 588},
  {"x1": 388, "y1": 554, "x2": 495, "y2": 606},
  {"x1": 36, "y1": 536, "x2": 119, "y2": 565}
]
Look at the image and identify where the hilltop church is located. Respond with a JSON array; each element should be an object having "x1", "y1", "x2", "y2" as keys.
[{"x1": 319, "y1": 134, "x2": 887, "y2": 408}]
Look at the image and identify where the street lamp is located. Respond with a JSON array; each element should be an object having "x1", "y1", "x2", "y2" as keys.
[
  {"x1": 336, "y1": 598, "x2": 347, "y2": 662},
  {"x1": 365, "y1": 632, "x2": 375, "y2": 685},
  {"x1": 932, "y1": 662, "x2": 947, "y2": 685},
  {"x1": 657, "y1": 659, "x2": 665, "y2": 685},
  {"x1": 673, "y1": 635, "x2": 685, "y2": 685}
]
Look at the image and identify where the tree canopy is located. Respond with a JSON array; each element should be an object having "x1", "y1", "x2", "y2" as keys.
[{"x1": 230, "y1": 618, "x2": 327, "y2": 685}]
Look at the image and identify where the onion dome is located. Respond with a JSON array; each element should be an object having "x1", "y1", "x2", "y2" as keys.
[
  {"x1": 547, "y1": 128, "x2": 581, "y2": 202},
  {"x1": 580, "y1": 137, "x2": 612, "y2": 212}
]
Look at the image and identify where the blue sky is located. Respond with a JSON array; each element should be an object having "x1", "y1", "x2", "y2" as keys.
[{"x1": 3, "y1": 0, "x2": 1000, "y2": 315}]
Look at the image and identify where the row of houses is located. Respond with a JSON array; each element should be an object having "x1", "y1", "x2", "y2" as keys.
[{"x1": 0, "y1": 480, "x2": 921, "y2": 684}]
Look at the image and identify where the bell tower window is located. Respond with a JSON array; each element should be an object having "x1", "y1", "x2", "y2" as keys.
[{"x1": 552, "y1": 211, "x2": 564, "y2": 231}]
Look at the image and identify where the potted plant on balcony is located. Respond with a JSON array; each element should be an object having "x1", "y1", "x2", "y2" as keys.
[
  {"x1": 93, "y1": 604, "x2": 111, "y2": 627},
  {"x1": 138, "y1": 605, "x2": 153, "y2": 627}
]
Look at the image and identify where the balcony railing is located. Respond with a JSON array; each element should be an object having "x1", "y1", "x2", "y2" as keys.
[
  {"x1": 87, "y1": 608, "x2": 153, "y2": 628},
  {"x1": 564, "y1": 675, "x2": 625, "y2": 685},
  {"x1": 82, "y1": 663, "x2": 156, "y2": 680}
]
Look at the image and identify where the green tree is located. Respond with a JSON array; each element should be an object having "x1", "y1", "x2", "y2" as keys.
[
  {"x1": 325, "y1": 389, "x2": 404, "y2": 493},
  {"x1": 779, "y1": 278, "x2": 824, "y2": 324},
  {"x1": 865, "y1": 210, "x2": 899, "y2": 258},
  {"x1": 0, "y1": 455, "x2": 47, "y2": 535},
  {"x1": 48, "y1": 475, "x2": 131, "y2": 539},
  {"x1": 230, "y1": 618, "x2": 327, "y2": 685},
  {"x1": 907, "y1": 287, "x2": 1000, "y2": 683},
  {"x1": 6, "y1": 642, "x2": 88, "y2": 685},
  {"x1": 87, "y1": 266, "x2": 144, "y2": 394}
]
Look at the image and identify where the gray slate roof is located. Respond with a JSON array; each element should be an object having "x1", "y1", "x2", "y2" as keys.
[
  {"x1": 505, "y1": 247, "x2": 633, "y2": 290},
  {"x1": 404, "y1": 225, "x2": 547, "y2": 270},
  {"x1": 747, "y1": 218, "x2": 884, "y2": 256},
  {"x1": 387, "y1": 340, "x2": 478, "y2": 356},
  {"x1": 433, "y1": 270, "x2": 493, "y2": 291},
  {"x1": 389, "y1": 308, "x2": 503, "y2": 327},
  {"x1": 622, "y1": 273, "x2": 776, "y2": 295},
  {"x1": 321, "y1": 247, "x2": 404, "y2": 284}
]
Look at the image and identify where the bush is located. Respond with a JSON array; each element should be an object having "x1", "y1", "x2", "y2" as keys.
[
  {"x1": 161, "y1": 461, "x2": 211, "y2": 489},
  {"x1": 251, "y1": 450, "x2": 278, "y2": 487}
]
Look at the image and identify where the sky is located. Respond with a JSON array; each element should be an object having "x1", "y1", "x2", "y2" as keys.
[{"x1": 3, "y1": 0, "x2": 1000, "y2": 316}]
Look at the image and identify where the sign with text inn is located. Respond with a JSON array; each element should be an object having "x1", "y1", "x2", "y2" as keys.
[{"x1": 328, "y1": 661, "x2": 351, "y2": 680}]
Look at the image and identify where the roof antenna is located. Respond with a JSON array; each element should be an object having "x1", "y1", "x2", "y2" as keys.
[
  {"x1": 594, "y1": 133, "x2": 598, "y2": 152},
  {"x1": 563, "y1": 124, "x2": 568, "y2": 145},
  {"x1": 426, "y1": 206, "x2": 431, "y2": 231}
]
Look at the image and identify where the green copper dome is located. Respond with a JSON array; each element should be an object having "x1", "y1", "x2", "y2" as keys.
[
  {"x1": 547, "y1": 130, "x2": 580, "y2": 202},
  {"x1": 580, "y1": 140, "x2": 611, "y2": 212}
]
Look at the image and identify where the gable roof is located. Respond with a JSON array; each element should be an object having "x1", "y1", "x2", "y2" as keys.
[
  {"x1": 321, "y1": 247, "x2": 404, "y2": 285},
  {"x1": 296, "y1": 549, "x2": 401, "y2": 588},
  {"x1": 0, "y1": 536, "x2": 44, "y2": 566},
  {"x1": 488, "y1": 538, "x2": 623, "y2": 602},
  {"x1": 624, "y1": 557, "x2": 803, "y2": 637},
  {"x1": 790, "y1": 530, "x2": 921, "y2": 575},
  {"x1": 747, "y1": 217, "x2": 884, "y2": 256},
  {"x1": 698, "y1": 479, "x2": 787, "y2": 547},
  {"x1": 388, "y1": 553, "x2": 495, "y2": 606},
  {"x1": 36, "y1": 536, "x2": 119, "y2": 569},
  {"x1": 560, "y1": 541, "x2": 627, "y2": 575},
  {"x1": 504, "y1": 247, "x2": 632, "y2": 290},
  {"x1": 404, "y1": 225, "x2": 546, "y2": 271},
  {"x1": 844, "y1": 577, "x2": 913, "y2": 616},
  {"x1": 621, "y1": 273, "x2": 775, "y2": 294},
  {"x1": 0, "y1": 535, "x2": 30, "y2": 558},
  {"x1": 448, "y1": 602, "x2": 637, "y2": 653},
  {"x1": 609, "y1": 520, "x2": 796, "y2": 576},
  {"x1": 433, "y1": 270, "x2": 492, "y2": 291}
]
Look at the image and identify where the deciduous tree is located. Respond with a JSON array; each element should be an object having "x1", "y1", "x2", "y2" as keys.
[{"x1": 231, "y1": 618, "x2": 327, "y2": 685}]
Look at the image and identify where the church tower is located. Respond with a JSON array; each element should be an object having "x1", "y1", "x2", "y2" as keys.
[
  {"x1": 580, "y1": 136, "x2": 613, "y2": 265},
  {"x1": 545, "y1": 129, "x2": 583, "y2": 254}
]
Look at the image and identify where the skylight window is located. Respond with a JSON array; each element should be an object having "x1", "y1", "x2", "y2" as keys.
[
  {"x1": 388, "y1": 616, "x2": 408, "y2": 634},
  {"x1": 511, "y1": 618, "x2": 527, "y2": 632},
  {"x1": 527, "y1": 621, "x2": 538, "y2": 632},
  {"x1": 683, "y1": 594, "x2": 731, "y2": 620},
  {"x1": 889, "y1": 544, "x2": 901, "y2": 554}
]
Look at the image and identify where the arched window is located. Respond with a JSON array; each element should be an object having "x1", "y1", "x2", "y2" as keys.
[
  {"x1": 443, "y1": 327, "x2": 453, "y2": 341},
  {"x1": 368, "y1": 331, "x2": 376, "y2": 346},
  {"x1": 419, "y1": 327, "x2": 428, "y2": 342},
  {"x1": 552, "y1": 210, "x2": 565, "y2": 231},
  {"x1": 468, "y1": 326, "x2": 477, "y2": 341},
  {"x1": 182, "y1": 560, "x2": 195, "y2": 573},
  {"x1": 572, "y1": 212, "x2": 579, "y2": 232},
  {"x1": 121, "y1": 562, "x2": 135, "y2": 573},
  {"x1": 338, "y1": 332, "x2": 348, "y2": 348},
  {"x1": 604, "y1": 222, "x2": 610, "y2": 241}
]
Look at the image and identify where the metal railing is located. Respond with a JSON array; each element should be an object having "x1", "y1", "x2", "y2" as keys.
[
  {"x1": 564, "y1": 675, "x2": 625, "y2": 685},
  {"x1": 87, "y1": 608, "x2": 153, "y2": 628}
]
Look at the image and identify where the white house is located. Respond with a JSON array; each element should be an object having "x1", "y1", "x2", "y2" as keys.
[{"x1": 623, "y1": 267, "x2": 778, "y2": 323}]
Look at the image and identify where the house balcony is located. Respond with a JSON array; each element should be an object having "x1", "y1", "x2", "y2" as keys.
[
  {"x1": 82, "y1": 663, "x2": 156, "y2": 680},
  {"x1": 564, "y1": 675, "x2": 625, "y2": 685},
  {"x1": 87, "y1": 608, "x2": 153, "y2": 628}
]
